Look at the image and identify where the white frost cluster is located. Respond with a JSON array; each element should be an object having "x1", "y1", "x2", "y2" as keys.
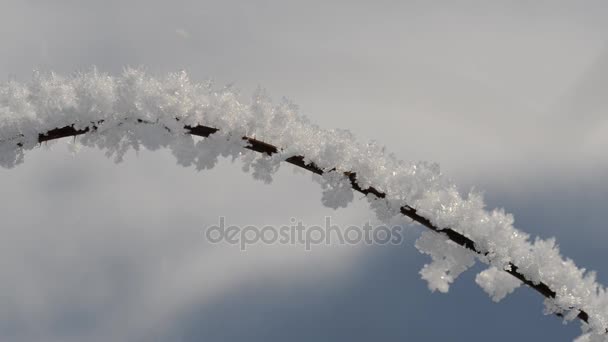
[
  {"x1": 415, "y1": 231, "x2": 476, "y2": 293},
  {"x1": 318, "y1": 171, "x2": 355, "y2": 209},
  {"x1": 1, "y1": 69, "x2": 607, "y2": 340},
  {"x1": 475, "y1": 266, "x2": 522, "y2": 302}
]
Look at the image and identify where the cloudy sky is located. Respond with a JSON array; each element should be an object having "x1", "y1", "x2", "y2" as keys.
[{"x1": 1, "y1": 1, "x2": 607, "y2": 341}]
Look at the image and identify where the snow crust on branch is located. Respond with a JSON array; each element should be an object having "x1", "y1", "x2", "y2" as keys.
[{"x1": 1, "y1": 69, "x2": 607, "y2": 340}]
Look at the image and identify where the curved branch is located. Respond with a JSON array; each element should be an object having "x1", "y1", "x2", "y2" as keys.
[{"x1": 30, "y1": 121, "x2": 592, "y2": 326}]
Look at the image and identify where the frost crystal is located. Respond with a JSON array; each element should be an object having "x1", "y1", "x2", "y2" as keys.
[
  {"x1": 415, "y1": 231, "x2": 476, "y2": 293},
  {"x1": 1, "y1": 68, "x2": 607, "y2": 340},
  {"x1": 66, "y1": 137, "x2": 82, "y2": 156},
  {"x1": 317, "y1": 170, "x2": 354, "y2": 209},
  {"x1": 475, "y1": 266, "x2": 521, "y2": 302}
]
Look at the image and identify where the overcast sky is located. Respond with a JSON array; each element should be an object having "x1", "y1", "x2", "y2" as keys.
[{"x1": 1, "y1": 1, "x2": 607, "y2": 341}]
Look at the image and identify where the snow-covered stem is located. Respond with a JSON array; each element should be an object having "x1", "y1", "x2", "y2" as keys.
[{"x1": 1, "y1": 69, "x2": 606, "y2": 340}]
